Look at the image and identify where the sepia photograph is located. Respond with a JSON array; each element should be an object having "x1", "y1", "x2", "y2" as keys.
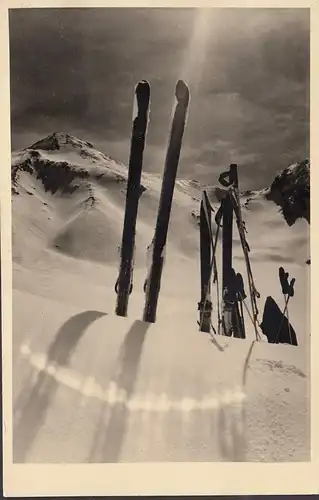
[{"x1": 9, "y1": 7, "x2": 310, "y2": 465}]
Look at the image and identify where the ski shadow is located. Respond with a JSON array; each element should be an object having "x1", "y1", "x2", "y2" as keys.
[
  {"x1": 208, "y1": 332, "x2": 228, "y2": 352},
  {"x1": 88, "y1": 319, "x2": 150, "y2": 463},
  {"x1": 242, "y1": 341, "x2": 256, "y2": 387},
  {"x1": 13, "y1": 310, "x2": 107, "y2": 462},
  {"x1": 260, "y1": 296, "x2": 298, "y2": 346},
  {"x1": 217, "y1": 340, "x2": 256, "y2": 462},
  {"x1": 217, "y1": 405, "x2": 247, "y2": 461}
]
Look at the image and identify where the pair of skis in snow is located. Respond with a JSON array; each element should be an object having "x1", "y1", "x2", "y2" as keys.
[
  {"x1": 198, "y1": 189, "x2": 246, "y2": 338},
  {"x1": 198, "y1": 164, "x2": 259, "y2": 339},
  {"x1": 198, "y1": 190, "x2": 221, "y2": 334},
  {"x1": 115, "y1": 79, "x2": 190, "y2": 323}
]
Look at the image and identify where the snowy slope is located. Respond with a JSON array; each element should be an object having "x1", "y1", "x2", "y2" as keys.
[
  {"x1": 11, "y1": 133, "x2": 310, "y2": 462},
  {"x1": 13, "y1": 290, "x2": 309, "y2": 463}
]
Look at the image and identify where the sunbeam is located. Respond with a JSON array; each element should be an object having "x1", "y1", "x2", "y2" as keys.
[{"x1": 179, "y1": 9, "x2": 213, "y2": 95}]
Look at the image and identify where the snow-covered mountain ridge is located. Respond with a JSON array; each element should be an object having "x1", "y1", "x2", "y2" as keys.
[
  {"x1": 11, "y1": 132, "x2": 131, "y2": 197},
  {"x1": 12, "y1": 133, "x2": 310, "y2": 232}
]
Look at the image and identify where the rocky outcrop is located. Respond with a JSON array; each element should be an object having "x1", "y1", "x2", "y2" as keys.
[
  {"x1": 266, "y1": 159, "x2": 310, "y2": 226},
  {"x1": 11, "y1": 133, "x2": 141, "y2": 196}
]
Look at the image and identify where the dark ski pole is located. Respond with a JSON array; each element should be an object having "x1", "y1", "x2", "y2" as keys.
[
  {"x1": 219, "y1": 164, "x2": 240, "y2": 336},
  {"x1": 143, "y1": 80, "x2": 190, "y2": 323},
  {"x1": 115, "y1": 80, "x2": 150, "y2": 317},
  {"x1": 221, "y1": 192, "x2": 234, "y2": 336},
  {"x1": 228, "y1": 164, "x2": 261, "y2": 339}
]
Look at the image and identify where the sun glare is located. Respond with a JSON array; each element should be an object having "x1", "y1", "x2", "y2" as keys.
[{"x1": 180, "y1": 8, "x2": 213, "y2": 94}]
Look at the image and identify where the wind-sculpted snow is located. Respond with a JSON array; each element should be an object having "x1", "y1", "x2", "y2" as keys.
[
  {"x1": 11, "y1": 133, "x2": 310, "y2": 463},
  {"x1": 13, "y1": 292, "x2": 309, "y2": 463}
]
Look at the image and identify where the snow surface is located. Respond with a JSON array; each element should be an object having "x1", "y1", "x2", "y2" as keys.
[{"x1": 11, "y1": 134, "x2": 310, "y2": 463}]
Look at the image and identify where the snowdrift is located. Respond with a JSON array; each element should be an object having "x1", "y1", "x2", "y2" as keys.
[
  {"x1": 11, "y1": 133, "x2": 310, "y2": 462},
  {"x1": 13, "y1": 290, "x2": 309, "y2": 463}
]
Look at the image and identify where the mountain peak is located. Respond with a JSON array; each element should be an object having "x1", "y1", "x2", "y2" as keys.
[
  {"x1": 12, "y1": 131, "x2": 130, "y2": 197},
  {"x1": 29, "y1": 132, "x2": 94, "y2": 152}
]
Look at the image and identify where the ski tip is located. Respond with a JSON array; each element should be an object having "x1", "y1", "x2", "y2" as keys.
[
  {"x1": 135, "y1": 80, "x2": 151, "y2": 105},
  {"x1": 202, "y1": 190, "x2": 214, "y2": 208},
  {"x1": 137, "y1": 79, "x2": 150, "y2": 89},
  {"x1": 175, "y1": 80, "x2": 190, "y2": 103},
  {"x1": 201, "y1": 190, "x2": 207, "y2": 204}
]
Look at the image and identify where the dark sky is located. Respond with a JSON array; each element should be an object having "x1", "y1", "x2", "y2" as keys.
[{"x1": 9, "y1": 8, "x2": 309, "y2": 189}]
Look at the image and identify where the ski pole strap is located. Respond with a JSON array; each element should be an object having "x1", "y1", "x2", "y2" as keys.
[
  {"x1": 237, "y1": 218, "x2": 248, "y2": 235},
  {"x1": 115, "y1": 278, "x2": 133, "y2": 295},
  {"x1": 215, "y1": 205, "x2": 223, "y2": 227},
  {"x1": 235, "y1": 272, "x2": 246, "y2": 301},
  {"x1": 198, "y1": 300, "x2": 213, "y2": 312},
  {"x1": 252, "y1": 282, "x2": 261, "y2": 299},
  {"x1": 218, "y1": 163, "x2": 238, "y2": 188},
  {"x1": 218, "y1": 171, "x2": 231, "y2": 187}
]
